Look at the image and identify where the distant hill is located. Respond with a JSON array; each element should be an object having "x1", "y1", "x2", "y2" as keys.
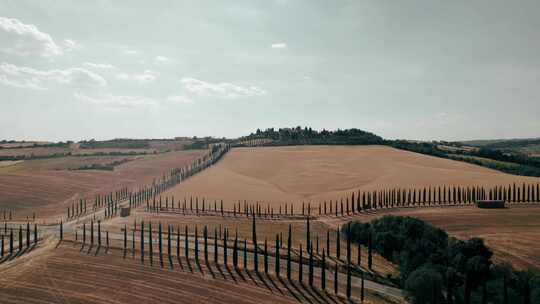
[{"x1": 239, "y1": 127, "x2": 385, "y2": 146}]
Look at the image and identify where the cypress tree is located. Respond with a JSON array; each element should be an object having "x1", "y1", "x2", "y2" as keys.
[
  {"x1": 306, "y1": 216, "x2": 310, "y2": 255},
  {"x1": 309, "y1": 242, "x2": 314, "y2": 287},
  {"x1": 214, "y1": 227, "x2": 218, "y2": 264},
  {"x1": 275, "y1": 234, "x2": 280, "y2": 277},
  {"x1": 148, "y1": 222, "x2": 153, "y2": 265},
  {"x1": 123, "y1": 224, "x2": 127, "y2": 258},
  {"x1": 9, "y1": 228, "x2": 13, "y2": 255},
  {"x1": 252, "y1": 215, "x2": 258, "y2": 272},
  {"x1": 321, "y1": 249, "x2": 326, "y2": 291},
  {"x1": 346, "y1": 223, "x2": 352, "y2": 299},
  {"x1": 368, "y1": 231, "x2": 373, "y2": 269},
  {"x1": 261, "y1": 237, "x2": 267, "y2": 274},
  {"x1": 133, "y1": 225, "x2": 136, "y2": 258},
  {"x1": 336, "y1": 226, "x2": 340, "y2": 259},
  {"x1": 158, "y1": 222, "x2": 163, "y2": 265},
  {"x1": 361, "y1": 271, "x2": 365, "y2": 303},
  {"x1": 287, "y1": 224, "x2": 292, "y2": 280},
  {"x1": 194, "y1": 226, "x2": 199, "y2": 262},
  {"x1": 299, "y1": 243, "x2": 303, "y2": 283},
  {"x1": 97, "y1": 220, "x2": 104, "y2": 246},
  {"x1": 34, "y1": 223, "x2": 38, "y2": 245},
  {"x1": 26, "y1": 222, "x2": 30, "y2": 248},
  {"x1": 18, "y1": 226, "x2": 22, "y2": 252},
  {"x1": 176, "y1": 226, "x2": 180, "y2": 259},
  {"x1": 204, "y1": 225, "x2": 208, "y2": 264},
  {"x1": 233, "y1": 230, "x2": 238, "y2": 268},
  {"x1": 141, "y1": 221, "x2": 145, "y2": 263},
  {"x1": 334, "y1": 262, "x2": 338, "y2": 295},
  {"x1": 184, "y1": 225, "x2": 188, "y2": 259},
  {"x1": 60, "y1": 220, "x2": 63, "y2": 240},
  {"x1": 224, "y1": 229, "x2": 229, "y2": 266}
]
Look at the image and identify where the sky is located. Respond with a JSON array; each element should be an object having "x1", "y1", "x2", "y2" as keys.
[{"x1": 1, "y1": 0, "x2": 539, "y2": 142}]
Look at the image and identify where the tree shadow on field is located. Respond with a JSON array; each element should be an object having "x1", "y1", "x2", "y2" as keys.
[
  {"x1": 185, "y1": 258, "x2": 193, "y2": 273},
  {"x1": 177, "y1": 256, "x2": 184, "y2": 271},
  {"x1": 255, "y1": 271, "x2": 274, "y2": 294},
  {"x1": 204, "y1": 260, "x2": 216, "y2": 279},
  {"x1": 264, "y1": 273, "x2": 284, "y2": 295},
  {"x1": 214, "y1": 262, "x2": 228, "y2": 280},
  {"x1": 168, "y1": 255, "x2": 174, "y2": 270},
  {"x1": 277, "y1": 276, "x2": 303, "y2": 303},
  {"x1": 224, "y1": 264, "x2": 237, "y2": 283},
  {"x1": 288, "y1": 280, "x2": 314, "y2": 304},
  {"x1": 195, "y1": 258, "x2": 204, "y2": 275},
  {"x1": 244, "y1": 268, "x2": 260, "y2": 287},
  {"x1": 233, "y1": 266, "x2": 246, "y2": 282},
  {"x1": 299, "y1": 281, "x2": 327, "y2": 304},
  {"x1": 307, "y1": 282, "x2": 336, "y2": 304}
]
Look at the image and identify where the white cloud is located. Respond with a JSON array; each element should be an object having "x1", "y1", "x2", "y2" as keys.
[
  {"x1": 116, "y1": 70, "x2": 159, "y2": 83},
  {"x1": 167, "y1": 95, "x2": 193, "y2": 104},
  {"x1": 83, "y1": 62, "x2": 116, "y2": 70},
  {"x1": 0, "y1": 62, "x2": 107, "y2": 90},
  {"x1": 0, "y1": 17, "x2": 76, "y2": 57},
  {"x1": 181, "y1": 78, "x2": 266, "y2": 99},
  {"x1": 74, "y1": 92, "x2": 157, "y2": 108},
  {"x1": 271, "y1": 42, "x2": 287, "y2": 49},
  {"x1": 62, "y1": 39, "x2": 80, "y2": 52},
  {"x1": 154, "y1": 55, "x2": 170, "y2": 63}
]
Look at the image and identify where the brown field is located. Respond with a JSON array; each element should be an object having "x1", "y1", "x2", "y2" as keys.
[
  {"x1": 0, "y1": 238, "x2": 396, "y2": 304},
  {"x1": 0, "y1": 150, "x2": 206, "y2": 221},
  {"x1": 341, "y1": 205, "x2": 540, "y2": 271},
  {"x1": 163, "y1": 145, "x2": 540, "y2": 210}
]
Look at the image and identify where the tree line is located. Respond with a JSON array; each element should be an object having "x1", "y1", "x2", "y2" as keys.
[
  {"x1": 143, "y1": 182, "x2": 540, "y2": 221},
  {"x1": 65, "y1": 215, "x2": 378, "y2": 302}
]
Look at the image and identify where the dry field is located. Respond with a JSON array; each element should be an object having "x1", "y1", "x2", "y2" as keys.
[
  {"x1": 0, "y1": 238, "x2": 396, "y2": 304},
  {"x1": 0, "y1": 150, "x2": 206, "y2": 221},
  {"x1": 344, "y1": 205, "x2": 540, "y2": 270},
  {"x1": 163, "y1": 145, "x2": 540, "y2": 210}
]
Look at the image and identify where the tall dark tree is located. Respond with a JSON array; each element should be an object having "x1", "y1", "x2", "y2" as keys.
[
  {"x1": 321, "y1": 249, "x2": 326, "y2": 291},
  {"x1": 299, "y1": 243, "x2": 303, "y2": 283},
  {"x1": 361, "y1": 271, "x2": 365, "y2": 303},
  {"x1": 184, "y1": 225, "x2": 189, "y2": 259},
  {"x1": 368, "y1": 230, "x2": 373, "y2": 269},
  {"x1": 264, "y1": 238, "x2": 268, "y2": 273},
  {"x1": 148, "y1": 221, "x2": 153, "y2": 265},
  {"x1": 233, "y1": 229, "x2": 238, "y2": 268},
  {"x1": 309, "y1": 242, "x2": 314, "y2": 287},
  {"x1": 140, "y1": 221, "x2": 145, "y2": 263},
  {"x1": 252, "y1": 215, "x2": 258, "y2": 272},
  {"x1": 334, "y1": 262, "x2": 338, "y2": 295},
  {"x1": 275, "y1": 234, "x2": 280, "y2": 277},
  {"x1": 287, "y1": 224, "x2": 292, "y2": 280},
  {"x1": 336, "y1": 226, "x2": 341, "y2": 259},
  {"x1": 214, "y1": 227, "x2": 218, "y2": 263}
]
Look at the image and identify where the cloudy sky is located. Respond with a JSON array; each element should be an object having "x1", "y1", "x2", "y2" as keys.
[{"x1": 1, "y1": 0, "x2": 539, "y2": 142}]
